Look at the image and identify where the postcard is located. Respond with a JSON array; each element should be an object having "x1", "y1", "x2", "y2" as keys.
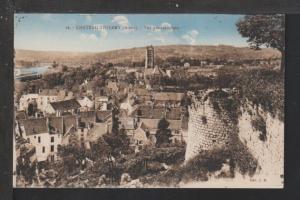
[{"x1": 13, "y1": 14, "x2": 284, "y2": 188}]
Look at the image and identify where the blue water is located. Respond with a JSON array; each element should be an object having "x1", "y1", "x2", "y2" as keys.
[{"x1": 15, "y1": 66, "x2": 49, "y2": 76}]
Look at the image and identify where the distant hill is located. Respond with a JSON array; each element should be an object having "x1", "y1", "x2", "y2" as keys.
[{"x1": 15, "y1": 45, "x2": 281, "y2": 68}]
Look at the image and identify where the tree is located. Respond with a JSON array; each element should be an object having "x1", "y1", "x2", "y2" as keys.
[
  {"x1": 52, "y1": 61, "x2": 58, "y2": 68},
  {"x1": 155, "y1": 118, "x2": 172, "y2": 147},
  {"x1": 236, "y1": 15, "x2": 285, "y2": 71},
  {"x1": 62, "y1": 65, "x2": 68, "y2": 72},
  {"x1": 102, "y1": 130, "x2": 130, "y2": 157}
]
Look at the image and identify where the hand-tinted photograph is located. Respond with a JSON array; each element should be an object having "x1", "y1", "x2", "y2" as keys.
[{"x1": 13, "y1": 14, "x2": 284, "y2": 188}]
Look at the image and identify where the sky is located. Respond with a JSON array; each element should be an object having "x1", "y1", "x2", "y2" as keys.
[{"x1": 14, "y1": 14, "x2": 249, "y2": 52}]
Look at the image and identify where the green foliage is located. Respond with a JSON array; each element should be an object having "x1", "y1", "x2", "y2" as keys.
[
  {"x1": 157, "y1": 117, "x2": 170, "y2": 130},
  {"x1": 52, "y1": 61, "x2": 58, "y2": 68},
  {"x1": 155, "y1": 118, "x2": 172, "y2": 147},
  {"x1": 236, "y1": 15, "x2": 285, "y2": 70},
  {"x1": 208, "y1": 89, "x2": 241, "y2": 125},
  {"x1": 62, "y1": 65, "x2": 68, "y2": 72},
  {"x1": 236, "y1": 15, "x2": 284, "y2": 51},
  {"x1": 140, "y1": 146, "x2": 186, "y2": 165},
  {"x1": 251, "y1": 115, "x2": 267, "y2": 141},
  {"x1": 89, "y1": 137, "x2": 111, "y2": 160},
  {"x1": 57, "y1": 144, "x2": 87, "y2": 173},
  {"x1": 208, "y1": 68, "x2": 284, "y2": 122},
  {"x1": 123, "y1": 146, "x2": 186, "y2": 179},
  {"x1": 233, "y1": 69, "x2": 284, "y2": 121},
  {"x1": 229, "y1": 138, "x2": 258, "y2": 176},
  {"x1": 140, "y1": 140, "x2": 258, "y2": 186},
  {"x1": 102, "y1": 132, "x2": 131, "y2": 157}
]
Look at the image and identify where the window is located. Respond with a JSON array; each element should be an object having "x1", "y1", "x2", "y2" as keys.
[
  {"x1": 51, "y1": 136, "x2": 54, "y2": 143},
  {"x1": 42, "y1": 146, "x2": 45, "y2": 153},
  {"x1": 38, "y1": 136, "x2": 41, "y2": 143},
  {"x1": 50, "y1": 155, "x2": 55, "y2": 162},
  {"x1": 50, "y1": 145, "x2": 54, "y2": 152},
  {"x1": 34, "y1": 136, "x2": 36, "y2": 139}
]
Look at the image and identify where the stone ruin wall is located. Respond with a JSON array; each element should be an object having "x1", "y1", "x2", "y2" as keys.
[
  {"x1": 185, "y1": 99, "x2": 233, "y2": 161},
  {"x1": 185, "y1": 94, "x2": 284, "y2": 183}
]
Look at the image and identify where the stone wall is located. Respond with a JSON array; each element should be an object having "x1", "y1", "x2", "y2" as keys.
[
  {"x1": 184, "y1": 91, "x2": 284, "y2": 186},
  {"x1": 185, "y1": 96, "x2": 234, "y2": 161}
]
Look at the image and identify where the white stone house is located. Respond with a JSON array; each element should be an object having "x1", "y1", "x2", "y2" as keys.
[
  {"x1": 18, "y1": 118, "x2": 62, "y2": 162},
  {"x1": 37, "y1": 89, "x2": 72, "y2": 113}
]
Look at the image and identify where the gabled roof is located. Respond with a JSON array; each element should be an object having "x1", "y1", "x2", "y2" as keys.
[
  {"x1": 96, "y1": 110, "x2": 112, "y2": 123},
  {"x1": 63, "y1": 115, "x2": 77, "y2": 130},
  {"x1": 134, "y1": 125, "x2": 148, "y2": 141},
  {"x1": 139, "y1": 119, "x2": 159, "y2": 130},
  {"x1": 22, "y1": 118, "x2": 48, "y2": 136},
  {"x1": 50, "y1": 99, "x2": 81, "y2": 111},
  {"x1": 48, "y1": 117, "x2": 63, "y2": 134},
  {"x1": 152, "y1": 65, "x2": 166, "y2": 76}
]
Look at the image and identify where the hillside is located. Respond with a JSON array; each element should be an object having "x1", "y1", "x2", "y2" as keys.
[{"x1": 15, "y1": 45, "x2": 281, "y2": 67}]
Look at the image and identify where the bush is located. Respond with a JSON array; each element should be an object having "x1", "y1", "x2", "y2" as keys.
[{"x1": 251, "y1": 115, "x2": 267, "y2": 141}]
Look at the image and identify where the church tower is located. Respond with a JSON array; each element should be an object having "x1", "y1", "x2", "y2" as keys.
[{"x1": 145, "y1": 45, "x2": 154, "y2": 69}]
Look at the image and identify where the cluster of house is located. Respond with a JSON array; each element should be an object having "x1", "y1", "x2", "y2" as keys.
[
  {"x1": 119, "y1": 87, "x2": 188, "y2": 151},
  {"x1": 14, "y1": 46, "x2": 190, "y2": 164},
  {"x1": 15, "y1": 88, "x2": 113, "y2": 163}
]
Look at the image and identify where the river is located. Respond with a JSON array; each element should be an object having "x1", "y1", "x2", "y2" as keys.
[{"x1": 14, "y1": 66, "x2": 50, "y2": 78}]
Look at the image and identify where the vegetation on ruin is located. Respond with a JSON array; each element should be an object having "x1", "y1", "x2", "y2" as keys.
[
  {"x1": 251, "y1": 114, "x2": 267, "y2": 142},
  {"x1": 205, "y1": 68, "x2": 284, "y2": 122},
  {"x1": 140, "y1": 140, "x2": 257, "y2": 186},
  {"x1": 207, "y1": 89, "x2": 241, "y2": 125}
]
